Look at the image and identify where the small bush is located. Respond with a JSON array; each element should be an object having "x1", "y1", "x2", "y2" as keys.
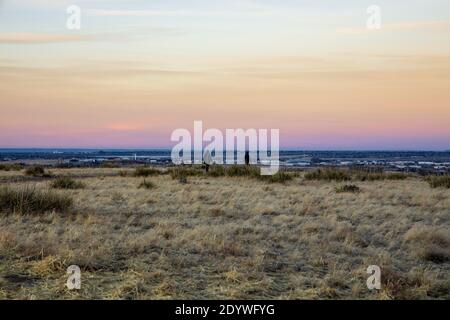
[
  {"x1": 134, "y1": 167, "x2": 161, "y2": 177},
  {"x1": 355, "y1": 172, "x2": 408, "y2": 181},
  {"x1": 418, "y1": 246, "x2": 449, "y2": 264},
  {"x1": 225, "y1": 165, "x2": 259, "y2": 177},
  {"x1": 25, "y1": 166, "x2": 46, "y2": 177},
  {"x1": 118, "y1": 170, "x2": 128, "y2": 177},
  {"x1": 169, "y1": 167, "x2": 203, "y2": 180},
  {"x1": 335, "y1": 184, "x2": 360, "y2": 193},
  {"x1": 305, "y1": 168, "x2": 351, "y2": 182},
  {"x1": 100, "y1": 161, "x2": 120, "y2": 168},
  {"x1": 51, "y1": 177, "x2": 84, "y2": 189},
  {"x1": 257, "y1": 170, "x2": 293, "y2": 184},
  {"x1": 138, "y1": 179, "x2": 156, "y2": 189},
  {"x1": 385, "y1": 173, "x2": 409, "y2": 180},
  {"x1": 0, "y1": 163, "x2": 23, "y2": 171},
  {"x1": 207, "y1": 165, "x2": 226, "y2": 177},
  {"x1": 178, "y1": 176, "x2": 188, "y2": 184},
  {"x1": 426, "y1": 175, "x2": 450, "y2": 189},
  {"x1": 207, "y1": 165, "x2": 292, "y2": 183},
  {"x1": 0, "y1": 185, "x2": 73, "y2": 215}
]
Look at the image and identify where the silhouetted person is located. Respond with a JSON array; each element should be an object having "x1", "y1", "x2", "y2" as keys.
[
  {"x1": 245, "y1": 151, "x2": 250, "y2": 166},
  {"x1": 204, "y1": 150, "x2": 212, "y2": 173}
]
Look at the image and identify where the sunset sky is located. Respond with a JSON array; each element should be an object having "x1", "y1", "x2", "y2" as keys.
[{"x1": 1, "y1": 0, "x2": 449, "y2": 150}]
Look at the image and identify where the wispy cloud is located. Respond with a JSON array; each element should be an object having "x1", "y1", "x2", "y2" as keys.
[
  {"x1": 86, "y1": 7, "x2": 328, "y2": 18},
  {"x1": 0, "y1": 32, "x2": 92, "y2": 44},
  {"x1": 338, "y1": 20, "x2": 450, "y2": 35}
]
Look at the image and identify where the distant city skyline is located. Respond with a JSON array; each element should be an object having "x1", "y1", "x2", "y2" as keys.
[{"x1": 1, "y1": 0, "x2": 449, "y2": 150}]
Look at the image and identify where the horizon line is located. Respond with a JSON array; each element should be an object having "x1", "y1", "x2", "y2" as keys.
[{"x1": 0, "y1": 147, "x2": 449, "y2": 152}]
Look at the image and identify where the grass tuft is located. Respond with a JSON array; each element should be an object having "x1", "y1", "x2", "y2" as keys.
[
  {"x1": 0, "y1": 163, "x2": 23, "y2": 171},
  {"x1": 24, "y1": 166, "x2": 47, "y2": 177},
  {"x1": 335, "y1": 184, "x2": 361, "y2": 193},
  {"x1": 0, "y1": 185, "x2": 73, "y2": 215},
  {"x1": 51, "y1": 176, "x2": 85, "y2": 189},
  {"x1": 305, "y1": 168, "x2": 351, "y2": 182},
  {"x1": 256, "y1": 170, "x2": 293, "y2": 184},
  {"x1": 138, "y1": 179, "x2": 156, "y2": 189},
  {"x1": 134, "y1": 167, "x2": 161, "y2": 177},
  {"x1": 426, "y1": 175, "x2": 450, "y2": 189},
  {"x1": 169, "y1": 167, "x2": 203, "y2": 180},
  {"x1": 355, "y1": 172, "x2": 408, "y2": 181}
]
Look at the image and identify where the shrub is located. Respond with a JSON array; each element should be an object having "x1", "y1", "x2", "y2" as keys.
[
  {"x1": 0, "y1": 185, "x2": 73, "y2": 215},
  {"x1": 257, "y1": 170, "x2": 293, "y2": 184},
  {"x1": 169, "y1": 167, "x2": 203, "y2": 180},
  {"x1": 138, "y1": 179, "x2": 156, "y2": 189},
  {"x1": 207, "y1": 165, "x2": 292, "y2": 183},
  {"x1": 225, "y1": 165, "x2": 259, "y2": 177},
  {"x1": 118, "y1": 170, "x2": 128, "y2": 177},
  {"x1": 304, "y1": 168, "x2": 351, "y2": 182},
  {"x1": 335, "y1": 184, "x2": 360, "y2": 193},
  {"x1": 0, "y1": 164, "x2": 23, "y2": 171},
  {"x1": 51, "y1": 177, "x2": 84, "y2": 189},
  {"x1": 355, "y1": 172, "x2": 408, "y2": 181},
  {"x1": 418, "y1": 246, "x2": 449, "y2": 264},
  {"x1": 25, "y1": 166, "x2": 46, "y2": 177},
  {"x1": 426, "y1": 175, "x2": 450, "y2": 189},
  {"x1": 386, "y1": 173, "x2": 409, "y2": 180},
  {"x1": 134, "y1": 167, "x2": 161, "y2": 177},
  {"x1": 207, "y1": 165, "x2": 226, "y2": 177},
  {"x1": 100, "y1": 161, "x2": 120, "y2": 168},
  {"x1": 178, "y1": 175, "x2": 188, "y2": 184}
]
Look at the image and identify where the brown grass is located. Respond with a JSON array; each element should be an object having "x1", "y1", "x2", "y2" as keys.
[
  {"x1": 0, "y1": 164, "x2": 23, "y2": 171},
  {"x1": 24, "y1": 166, "x2": 47, "y2": 177},
  {"x1": 0, "y1": 185, "x2": 73, "y2": 215},
  {"x1": 427, "y1": 175, "x2": 450, "y2": 189},
  {"x1": 51, "y1": 177, "x2": 85, "y2": 190},
  {"x1": 0, "y1": 167, "x2": 448, "y2": 299}
]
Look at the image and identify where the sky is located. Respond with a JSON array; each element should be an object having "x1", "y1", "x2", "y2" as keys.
[{"x1": 0, "y1": 0, "x2": 449, "y2": 150}]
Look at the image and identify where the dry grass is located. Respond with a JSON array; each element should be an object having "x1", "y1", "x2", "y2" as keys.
[
  {"x1": 335, "y1": 184, "x2": 361, "y2": 193},
  {"x1": 305, "y1": 168, "x2": 409, "y2": 182},
  {"x1": 0, "y1": 185, "x2": 73, "y2": 215},
  {"x1": 51, "y1": 177, "x2": 85, "y2": 190},
  {"x1": 138, "y1": 179, "x2": 156, "y2": 190},
  {"x1": 24, "y1": 166, "x2": 47, "y2": 177},
  {"x1": 0, "y1": 167, "x2": 448, "y2": 300},
  {"x1": 427, "y1": 175, "x2": 450, "y2": 189},
  {"x1": 0, "y1": 164, "x2": 23, "y2": 171},
  {"x1": 134, "y1": 167, "x2": 163, "y2": 177}
]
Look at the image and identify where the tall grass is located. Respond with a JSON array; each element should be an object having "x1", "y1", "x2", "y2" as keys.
[
  {"x1": 426, "y1": 175, "x2": 450, "y2": 189},
  {"x1": 305, "y1": 168, "x2": 409, "y2": 182},
  {"x1": 167, "y1": 164, "x2": 294, "y2": 184},
  {"x1": 24, "y1": 166, "x2": 47, "y2": 177},
  {"x1": 225, "y1": 165, "x2": 260, "y2": 177},
  {"x1": 51, "y1": 177, "x2": 85, "y2": 189},
  {"x1": 0, "y1": 163, "x2": 23, "y2": 171},
  {"x1": 134, "y1": 167, "x2": 161, "y2": 177},
  {"x1": 256, "y1": 170, "x2": 293, "y2": 184},
  {"x1": 335, "y1": 184, "x2": 361, "y2": 193},
  {"x1": 0, "y1": 186, "x2": 73, "y2": 215},
  {"x1": 169, "y1": 166, "x2": 203, "y2": 180},
  {"x1": 138, "y1": 179, "x2": 156, "y2": 189},
  {"x1": 355, "y1": 172, "x2": 408, "y2": 181},
  {"x1": 207, "y1": 165, "x2": 292, "y2": 183},
  {"x1": 305, "y1": 168, "x2": 351, "y2": 182}
]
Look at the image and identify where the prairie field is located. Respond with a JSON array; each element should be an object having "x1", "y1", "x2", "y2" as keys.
[{"x1": 0, "y1": 166, "x2": 448, "y2": 300}]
